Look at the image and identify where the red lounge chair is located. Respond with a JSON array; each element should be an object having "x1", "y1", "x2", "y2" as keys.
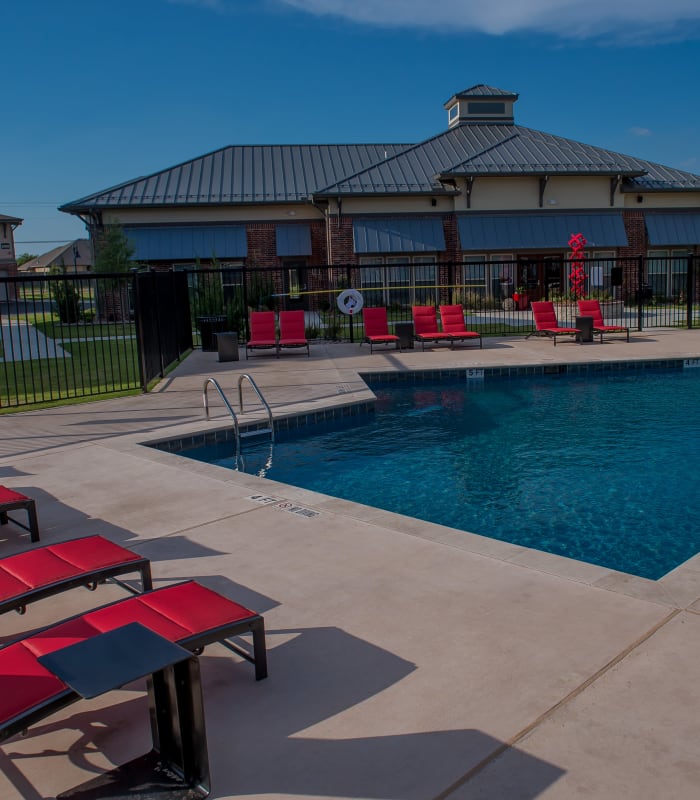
[
  {"x1": 0, "y1": 485, "x2": 39, "y2": 542},
  {"x1": 577, "y1": 299, "x2": 630, "y2": 343},
  {"x1": 246, "y1": 311, "x2": 278, "y2": 359},
  {"x1": 411, "y1": 306, "x2": 452, "y2": 351},
  {"x1": 278, "y1": 310, "x2": 309, "y2": 356},
  {"x1": 439, "y1": 305, "x2": 482, "y2": 349},
  {"x1": 0, "y1": 535, "x2": 152, "y2": 616},
  {"x1": 527, "y1": 301, "x2": 581, "y2": 346},
  {"x1": 0, "y1": 580, "x2": 267, "y2": 744},
  {"x1": 361, "y1": 307, "x2": 400, "y2": 353}
]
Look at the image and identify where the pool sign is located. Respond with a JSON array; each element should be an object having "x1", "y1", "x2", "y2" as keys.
[{"x1": 336, "y1": 289, "x2": 364, "y2": 315}]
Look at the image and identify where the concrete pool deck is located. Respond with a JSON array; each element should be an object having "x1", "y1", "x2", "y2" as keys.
[{"x1": 1, "y1": 329, "x2": 700, "y2": 799}]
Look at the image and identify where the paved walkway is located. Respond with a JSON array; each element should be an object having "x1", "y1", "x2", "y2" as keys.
[{"x1": 1, "y1": 330, "x2": 700, "y2": 799}]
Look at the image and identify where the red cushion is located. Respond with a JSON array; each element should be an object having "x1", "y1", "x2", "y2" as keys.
[
  {"x1": 141, "y1": 581, "x2": 256, "y2": 631},
  {"x1": 48, "y1": 535, "x2": 141, "y2": 570},
  {"x1": 23, "y1": 617, "x2": 102, "y2": 658},
  {"x1": 0, "y1": 486, "x2": 30, "y2": 504},
  {"x1": 0, "y1": 567, "x2": 31, "y2": 601},
  {"x1": 1, "y1": 550, "x2": 83, "y2": 587},
  {"x1": 0, "y1": 643, "x2": 67, "y2": 724},
  {"x1": 84, "y1": 596, "x2": 191, "y2": 641}
]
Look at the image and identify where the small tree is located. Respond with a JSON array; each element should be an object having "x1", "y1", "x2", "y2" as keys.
[
  {"x1": 93, "y1": 225, "x2": 135, "y2": 321},
  {"x1": 16, "y1": 252, "x2": 37, "y2": 266},
  {"x1": 49, "y1": 265, "x2": 80, "y2": 323},
  {"x1": 93, "y1": 225, "x2": 134, "y2": 275}
]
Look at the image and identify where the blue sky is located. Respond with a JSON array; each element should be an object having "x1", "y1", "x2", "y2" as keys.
[{"x1": 5, "y1": 0, "x2": 700, "y2": 255}]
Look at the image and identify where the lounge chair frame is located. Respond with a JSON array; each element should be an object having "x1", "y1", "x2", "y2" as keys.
[
  {"x1": 278, "y1": 310, "x2": 310, "y2": 356},
  {"x1": 361, "y1": 307, "x2": 400, "y2": 354},
  {"x1": 0, "y1": 580, "x2": 267, "y2": 745},
  {"x1": 411, "y1": 306, "x2": 453, "y2": 351},
  {"x1": 439, "y1": 305, "x2": 483, "y2": 349},
  {"x1": 577, "y1": 299, "x2": 630, "y2": 343},
  {"x1": 0, "y1": 535, "x2": 152, "y2": 616},
  {"x1": 0, "y1": 486, "x2": 39, "y2": 543},
  {"x1": 246, "y1": 310, "x2": 279, "y2": 359},
  {"x1": 527, "y1": 301, "x2": 581, "y2": 346}
]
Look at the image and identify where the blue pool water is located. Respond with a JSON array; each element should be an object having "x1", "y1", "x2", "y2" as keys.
[{"x1": 179, "y1": 367, "x2": 700, "y2": 580}]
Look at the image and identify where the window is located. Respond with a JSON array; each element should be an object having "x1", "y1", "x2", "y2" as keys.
[
  {"x1": 463, "y1": 254, "x2": 515, "y2": 299},
  {"x1": 448, "y1": 104, "x2": 459, "y2": 123},
  {"x1": 359, "y1": 256, "x2": 437, "y2": 306},
  {"x1": 647, "y1": 250, "x2": 690, "y2": 299},
  {"x1": 589, "y1": 251, "x2": 615, "y2": 295},
  {"x1": 467, "y1": 101, "x2": 505, "y2": 115}
]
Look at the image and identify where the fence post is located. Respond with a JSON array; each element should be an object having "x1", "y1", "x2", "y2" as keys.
[
  {"x1": 637, "y1": 254, "x2": 644, "y2": 331},
  {"x1": 132, "y1": 270, "x2": 148, "y2": 393},
  {"x1": 242, "y1": 266, "x2": 250, "y2": 342},
  {"x1": 346, "y1": 264, "x2": 355, "y2": 343},
  {"x1": 686, "y1": 254, "x2": 694, "y2": 329}
]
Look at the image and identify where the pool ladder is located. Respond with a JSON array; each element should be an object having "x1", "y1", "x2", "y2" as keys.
[{"x1": 203, "y1": 375, "x2": 275, "y2": 469}]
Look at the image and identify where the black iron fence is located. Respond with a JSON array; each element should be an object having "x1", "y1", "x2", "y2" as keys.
[{"x1": 1, "y1": 255, "x2": 699, "y2": 409}]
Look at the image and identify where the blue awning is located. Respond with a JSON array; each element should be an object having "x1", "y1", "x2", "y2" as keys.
[
  {"x1": 645, "y1": 213, "x2": 700, "y2": 246},
  {"x1": 457, "y1": 213, "x2": 628, "y2": 250},
  {"x1": 275, "y1": 224, "x2": 312, "y2": 256},
  {"x1": 353, "y1": 217, "x2": 446, "y2": 253},
  {"x1": 124, "y1": 225, "x2": 247, "y2": 260}
]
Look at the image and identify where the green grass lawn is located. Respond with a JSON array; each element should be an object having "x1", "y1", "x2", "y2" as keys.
[{"x1": 0, "y1": 329, "x2": 141, "y2": 411}]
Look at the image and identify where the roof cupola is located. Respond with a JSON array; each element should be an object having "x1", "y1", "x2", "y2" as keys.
[{"x1": 443, "y1": 84, "x2": 518, "y2": 128}]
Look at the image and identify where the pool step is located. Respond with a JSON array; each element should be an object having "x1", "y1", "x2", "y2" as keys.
[{"x1": 240, "y1": 427, "x2": 273, "y2": 439}]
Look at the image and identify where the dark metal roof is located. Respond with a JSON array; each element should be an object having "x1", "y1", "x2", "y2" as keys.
[
  {"x1": 61, "y1": 144, "x2": 411, "y2": 212},
  {"x1": 623, "y1": 160, "x2": 700, "y2": 192},
  {"x1": 0, "y1": 213, "x2": 23, "y2": 224},
  {"x1": 59, "y1": 93, "x2": 700, "y2": 212},
  {"x1": 645, "y1": 212, "x2": 700, "y2": 245},
  {"x1": 319, "y1": 125, "x2": 648, "y2": 196},
  {"x1": 457, "y1": 212, "x2": 628, "y2": 250},
  {"x1": 123, "y1": 225, "x2": 247, "y2": 260},
  {"x1": 275, "y1": 224, "x2": 312, "y2": 256},
  {"x1": 353, "y1": 217, "x2": 446, "y2": 253}
]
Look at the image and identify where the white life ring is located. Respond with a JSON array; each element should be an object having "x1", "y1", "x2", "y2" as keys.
[{"x1": 336, "y1": 289, "x2": 364, "y2": 315}]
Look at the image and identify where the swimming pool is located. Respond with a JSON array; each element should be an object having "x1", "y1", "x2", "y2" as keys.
[{"x1": 164, "y1": 363, "x2": 700, "y2": 580}]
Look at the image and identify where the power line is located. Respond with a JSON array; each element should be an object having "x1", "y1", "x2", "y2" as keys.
[{"x1": 15, "y1": 239, "x2": 77, "y2": 244}]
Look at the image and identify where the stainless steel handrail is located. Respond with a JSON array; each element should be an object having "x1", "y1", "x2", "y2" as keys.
[
  {"x1": 203, "y1": 376, "x2": 275, "y2": 469},
  {"x1": 203, "y1": 377, "x2": 242, "y2": 463},
  {"x1": 238, "y1": 374, "x2": 275, "y2": 443}
]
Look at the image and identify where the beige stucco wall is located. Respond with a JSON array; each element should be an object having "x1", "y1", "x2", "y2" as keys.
[
  {"x1": 623, "y1": 192, "x2": 700, "y2": 208},
  {"x1": 455, "y1": 175, "x2": 620, "y2": 211},
  {"x1": 102, "y1": 203, "x2": 324, "y2": 226},
  {"x1": 337, "y1": 196, "x2": 452, "y2": 215}
]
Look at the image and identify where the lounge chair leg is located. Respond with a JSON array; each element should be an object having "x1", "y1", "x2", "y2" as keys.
[
  {"x1": 252, "y1": 620, "x2": 268, "y2": 681},
  {"x1": 27, "y1": 501, "x2": 39, "y2": 542}
]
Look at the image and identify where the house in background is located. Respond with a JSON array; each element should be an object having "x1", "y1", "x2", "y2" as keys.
[
  {"x1": 0, "y1": 213, "x2": 23, "y2": 302},
  {"x1": 18, "y1": 239, "x2": 92, "y2": 274},
  {"x1": 59, "y1": 84, "x2": 700, "y2": 305}
]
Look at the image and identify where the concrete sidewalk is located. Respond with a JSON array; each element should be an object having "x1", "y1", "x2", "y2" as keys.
[{"x1": 1, "y1": 330, "x2": 700, "y2": 799}]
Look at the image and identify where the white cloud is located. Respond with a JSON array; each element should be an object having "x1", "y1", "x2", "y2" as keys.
[
  {"x1": 275, "y1": 0, "x2": 700, "y2": 40},
  {"x1": 629, "y1": 127, "x2": 652, "y2": 137}
]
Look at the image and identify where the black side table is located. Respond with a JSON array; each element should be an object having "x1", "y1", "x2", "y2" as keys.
[
  {"x1": 39, "y1": 622, "x2": 210, "y2": 799},
  {"x1": 394, "y1": 321, "x2": 414, "y2": 350},
  {"x1": 575, "y1": 315, "x2": 594, "y2": 343}
]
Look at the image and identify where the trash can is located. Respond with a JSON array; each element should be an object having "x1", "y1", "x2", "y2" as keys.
[
  {"x1": 215, "y1": 331, "x2": 239, "y2": 362},
  {"x1": 575, "y1": 315, "x2": 594, "y2": 343},
  {"x1": 394, "y1": 321, "x2": 414, "y2": 350},
  {"x1": 197, "y1": 315, "x2": 227, "y2": 352}
]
